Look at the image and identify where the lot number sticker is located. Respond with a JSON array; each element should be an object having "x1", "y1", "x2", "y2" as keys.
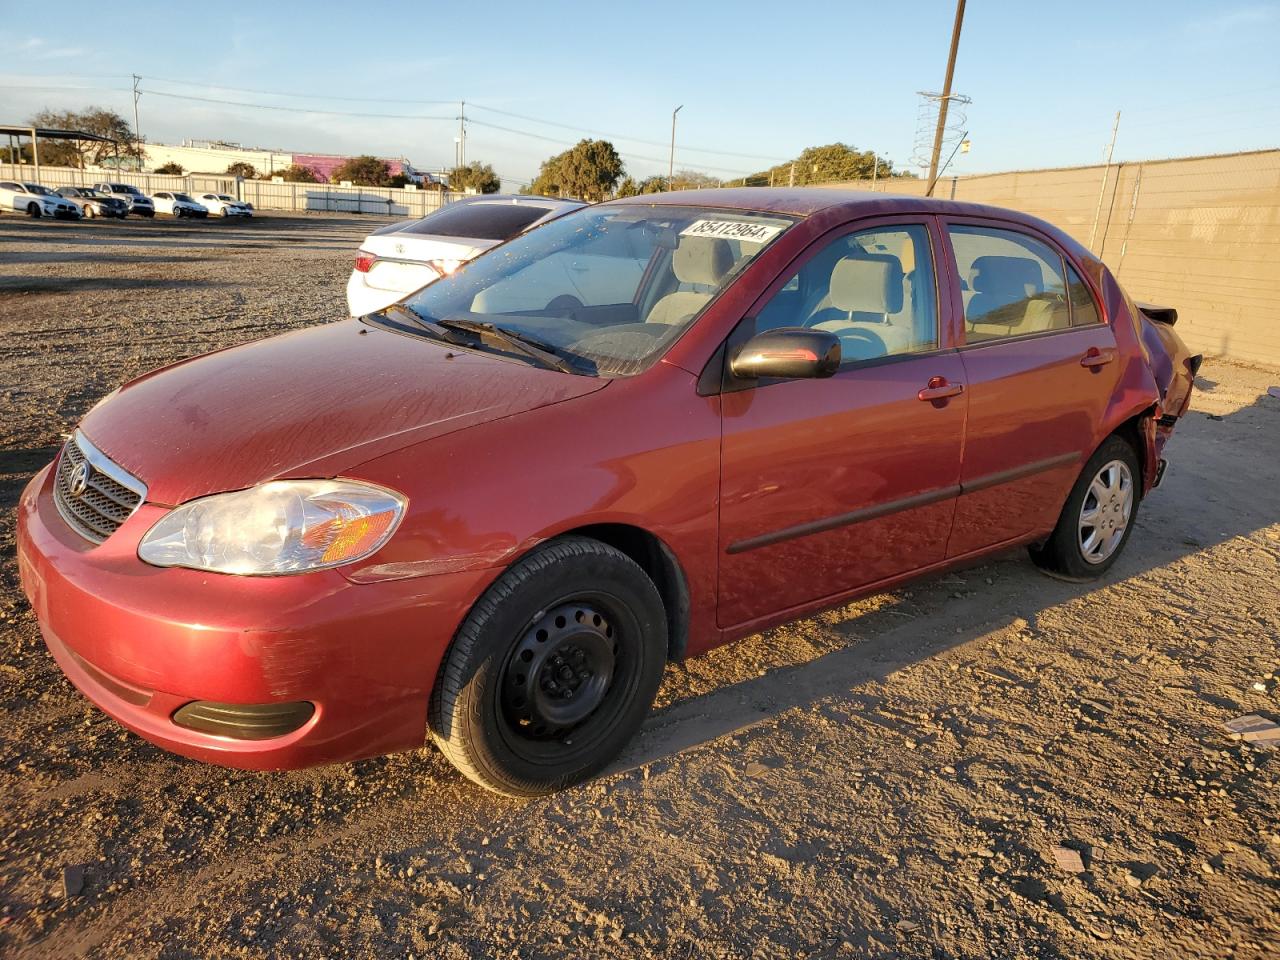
[{"x1": 680, "y1": 219, "x2": 783, "y2": 244}]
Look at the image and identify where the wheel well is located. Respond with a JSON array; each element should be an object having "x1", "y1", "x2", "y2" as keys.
[
  {"x1": 563, "y1": 524, "x2": 690, "y2": 662},
  {"x1": 1111, "y1": 408, "x2": 1153, "y2": 487}
]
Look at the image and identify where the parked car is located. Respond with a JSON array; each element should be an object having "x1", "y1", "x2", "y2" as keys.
[
  {"x1": 55, "y1": 186, "x2": 130, "y2": 219},
  {"x1": 17, "y1": 190, "x2": 1199, "y2": 797},
  {"x1": 198, "y1": 192, "x2": 253, "y2": 217},
  {"x1": 93, "y1": 182, "x2": 155, "y2": 217},
  {"x1": 346, "y1": 195, "x2": 586, "y2": 316},
  {"x1": 151, "y1": 191, "x2": 208, "y2": 218},
  {"x1": 0, "y1": 182, "x2": 81, "y2": 219}
]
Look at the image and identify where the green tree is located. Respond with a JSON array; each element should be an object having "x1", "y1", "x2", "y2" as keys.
[
  {"x1": 261, "y1": 164, "x2": 319, "y2": 183},
  {"x1": 669, "y1": 169, "x2": 721, "y2": 191},
  {"x1": 529, "y1": 139, "x2": 623, "y2": 201},
  {"x1": 225, "y1": 161, "x2": 257, "y2": 178},
  {"x1": 29, "y1": 107, "x2": 142, "y2": 168},
  {"x1": 448, "y1": 161, "x2": 501, "y2": 194},
  {"x1": 154, "y1": 161, "x2": 185, "y2": 175},
  {"x1": 330, "y1": 155, "x2": 393, "y2": 186},
  {"x1": 743, "y1": 143, "x2": 910, "y2": 186},
  {"x1": 638, "y1": 176, "x2": 668, "y2": 194},
  {"x1": 615, "y1": 176, "x2": 639, "y2": 198}
]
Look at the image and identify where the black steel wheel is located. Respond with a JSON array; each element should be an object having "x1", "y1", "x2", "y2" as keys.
[{"x1": 430, "y1": 537, "x2": 667, "y2": 796}]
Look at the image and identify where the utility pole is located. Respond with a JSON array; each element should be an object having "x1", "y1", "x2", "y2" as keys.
[
  {"x1": 789, "y1": 162, "x2": 795, "y2": 187},
  {"x1": 458, "y1": 101, "x2": 466, "y2": 168},
  {"x1": 871, "y1": 151, "x2": 878, "y2": 189},
  {"x1": 926, "y1": 0, "x2": 966, "y2": 196},
  {"x1": 1087, "y1": 110, "x2": 1122, "y2": 252},
  {"x1": 131, "y1": 74, "x2": 142, "y2": 158},
  {"x1": 668, "y1": 105, "x2": 683, "y2": 188}
]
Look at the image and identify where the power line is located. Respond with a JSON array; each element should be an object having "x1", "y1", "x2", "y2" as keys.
[
  {"x1": 139, "y1": 88, "x2": 455, "y2": 121},
  {"x1": 144, "y1": 74, "x2": 458, "y2": 105},
  {"x1": 465, "y1": 102, "x2": 789, "y2": 163},
  {"x1": 464, "y1": 117, "x2": 757, "y2": 177}
]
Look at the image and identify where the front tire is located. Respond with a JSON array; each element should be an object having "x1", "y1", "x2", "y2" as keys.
[
  {"x1": 1030, "y1": 435, "x2": 1140, "y2": 580},
  {"x1": 26, "y1": 202, "x2": 40, "y2": 218},
  {"x1": 430, "y1": 537, "x2": 667, "y2": 797}
]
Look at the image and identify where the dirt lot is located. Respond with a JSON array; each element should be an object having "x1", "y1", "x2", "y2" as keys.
[{"x1": 1, "y1": 213, "x2": 1278, "y2": 959}]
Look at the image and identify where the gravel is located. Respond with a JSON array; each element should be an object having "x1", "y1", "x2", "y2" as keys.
[{"x1": 2, "y1": 213, "x2": 1278, "y2": 959}]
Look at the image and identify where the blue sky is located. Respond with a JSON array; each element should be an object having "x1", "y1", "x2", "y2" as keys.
[{"x1": 3, "y1": 0, "x2": 1278, "y2": 187}]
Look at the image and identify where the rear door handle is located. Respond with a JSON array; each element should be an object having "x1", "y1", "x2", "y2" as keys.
[
  {"x1": 1080, "y1": 347, "x2": 1117, "y2": 368},
  {"x1": 918, "y1": 376, "x2": 964, "y2": 401}
]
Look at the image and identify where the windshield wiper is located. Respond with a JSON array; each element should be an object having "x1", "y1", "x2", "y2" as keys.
[
  {"x1": 436, "y1": 318, "x2": 580, "y2": 375},
  {"x1": 376, "y1": 303, "x2": 472, "y2": 347}
]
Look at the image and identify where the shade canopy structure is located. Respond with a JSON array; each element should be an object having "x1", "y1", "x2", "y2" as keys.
[{"x1": 1, "y1": 125, "x2": 120, "y2": 183}]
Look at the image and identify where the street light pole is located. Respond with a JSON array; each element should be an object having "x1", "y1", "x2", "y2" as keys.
[
  {"x1": 669, "y1": 105, "x2": 683, "y2": 189},
  {"x1": 926, "y1": 0, "x2": 966, "y2": 196}
]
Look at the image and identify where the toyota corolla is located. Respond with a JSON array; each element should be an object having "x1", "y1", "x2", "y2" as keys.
[{"x1": 17, "y1": 190, "x2": 1198, "y2": 796}]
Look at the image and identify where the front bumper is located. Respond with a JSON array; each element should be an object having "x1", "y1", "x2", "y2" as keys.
[
  {"x1": 16, "y1": 462, "x2": 493, "y2": 770},
  {"x1": 50, "y1": 206, "x2": 81, "y2": 220}
]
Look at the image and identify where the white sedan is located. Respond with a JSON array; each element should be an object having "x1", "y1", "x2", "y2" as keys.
[
  {"x1": 0, "y1": 181, "x2": 81, "y2": 219},
  {"x1": 346, "y1": 195, "x2": 584, "y2": 317},
  {"x1": 198, "y1": 193, "x2": 253, "y2": 217},
  {"x1": 151, "y1": 191, "x2": 209, "y2": 218}
]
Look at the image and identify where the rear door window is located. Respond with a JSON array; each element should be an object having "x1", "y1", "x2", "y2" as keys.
[
  {"x1": 947, "y1": 225, "x2": 1070, "y2": 343},
  {"x1": 1065, "y1": 262, "x2": 1102, "y2": 326},
  {"x1": 402, "y1": 202, "x2": 551, "y2": 241}
]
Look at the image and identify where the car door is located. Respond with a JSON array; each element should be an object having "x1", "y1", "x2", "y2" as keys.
[
  {"x1": 940, "y1": 218, "x2": 1121, "y2": 557},
  {"x1": 716, "y1": 218, "x2": 966, "y2": 628}
]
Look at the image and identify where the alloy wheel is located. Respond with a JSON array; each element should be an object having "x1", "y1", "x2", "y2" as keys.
[{"x1": 1078, "y1": 459, "x2": 1133, "y2": 564}]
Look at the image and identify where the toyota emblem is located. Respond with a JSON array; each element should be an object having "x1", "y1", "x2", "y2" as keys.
[{"x1": 68, "y1": 462, "x2": 91, "y2": 498}]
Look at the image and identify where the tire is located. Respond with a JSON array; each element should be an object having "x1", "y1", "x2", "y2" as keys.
[
  {"x1": 27, "y1": 203, "x2": 40, "y2": 219},
  {"x1": 1030, "y1": 434, "x2": 1141, "y2": 581},
  {"x1": 429, "y1": 536, "x2": 667, "y2": 797},
  {"x1": 84, "y1": 204, "x2": 96, "y2": 219}
]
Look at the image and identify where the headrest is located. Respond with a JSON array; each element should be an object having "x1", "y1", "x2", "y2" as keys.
[
  {"x1": 899, "y1": 237, "x2": 916, "y2": 274},
  {"x1": 829, "y1": 256, "x2": 904, "y2": 314},
  {"x1": 673, "y1": 237, "x2": 733, "y2": 286},
  {"x1": 970, "y1": 256, "x2": 1043, "y2": 296}
]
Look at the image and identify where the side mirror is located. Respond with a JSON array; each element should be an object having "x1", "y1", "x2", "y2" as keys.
[{"x1": 729, "y1": 327, "x2": 841, "y2": 380}]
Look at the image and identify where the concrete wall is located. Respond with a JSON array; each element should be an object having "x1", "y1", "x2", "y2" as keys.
[
  {"x1": 822, "y1": 150, "x2": 1280, "y2": 367},
  {"x1": 142, "y1": 142, "x2": 294, "y2": 177}
]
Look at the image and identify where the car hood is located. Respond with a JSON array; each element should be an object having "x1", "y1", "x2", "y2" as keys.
[{"x1": 80, "y1": 318, "x2": 608, "y2": 505}]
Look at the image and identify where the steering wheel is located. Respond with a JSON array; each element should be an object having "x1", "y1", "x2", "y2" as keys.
[{"x1": 545, "y1": 294, "x2": 584, "y2": 316}]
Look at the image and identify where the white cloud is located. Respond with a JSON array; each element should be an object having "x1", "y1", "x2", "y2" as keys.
[{"x1": 1187, "y1": 4, "x2": 1278, "y2": 35}]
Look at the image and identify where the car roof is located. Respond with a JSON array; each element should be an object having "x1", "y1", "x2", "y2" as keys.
[
  {"x1": 457, "y1": 193, "x2": 585, "y2": 208},
  {"x1": 600, "y1": 187, "x2": 1048, "y2": 225}
]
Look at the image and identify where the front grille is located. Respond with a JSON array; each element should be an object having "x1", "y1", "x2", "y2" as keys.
[{"x1": 53, "y1": 431, "x2": 147, "y2": 544}]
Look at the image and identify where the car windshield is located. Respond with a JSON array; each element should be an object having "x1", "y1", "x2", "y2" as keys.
[
  {"x1": 174, "y1": 193, "x2": 194, "y2": 202},
  {"x1": 391, "y1": 204, "x2": 795, "y2": 377},
  {"x1": 217, "y1": 195, "x2": 234, "y2": 201},
  {"x1": 26, "y1": 185, "x2": 53, "y2": 196}
]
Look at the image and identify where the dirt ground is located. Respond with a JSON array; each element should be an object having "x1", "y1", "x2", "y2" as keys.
[{"x1": 1, "y1": 213, "x2": 1277, "y2": 960}]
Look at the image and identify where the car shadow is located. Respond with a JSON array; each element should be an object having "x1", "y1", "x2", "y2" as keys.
[
  {"x1": 0, "y1": 276, "x2": 240, "y2": 294},
  {"x1": 614, "y1": 390, "x2": 1280, "y2": 775}
]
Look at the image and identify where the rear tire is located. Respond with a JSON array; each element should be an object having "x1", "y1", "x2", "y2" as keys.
[
  {"x1": 429, "y1": 537, "x2": 667, "y2": 797},
  {"x1": 26, "y1": 203, "x2": 40, "y2": 218},
  {"x1": 1030, "y1": 435, "x2": 1141, "y2": 581}
]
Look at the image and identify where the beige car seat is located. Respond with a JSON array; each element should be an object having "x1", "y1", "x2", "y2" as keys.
[
  {"x1": 812, "y1": 257, "x2": 914, "y2": 361},
  {"x1": 647, "y1": 237, "x2": 734, "y2": 325},
  {"x1": 966, "y1": 255, "x2": 1068, "y2": 338}
]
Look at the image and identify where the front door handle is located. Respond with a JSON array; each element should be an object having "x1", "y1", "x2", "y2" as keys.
[
  {"x1": 1080, "y1": 347, "x2": 1117, "y2": 368},
  {"x1": 918, "y1": 376, "x2": 964, "y2": 402}
]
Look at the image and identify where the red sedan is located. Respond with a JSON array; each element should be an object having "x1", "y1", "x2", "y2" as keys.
[{"x1": 17, "y1": 190, "x2": 1199, "y2": 796}]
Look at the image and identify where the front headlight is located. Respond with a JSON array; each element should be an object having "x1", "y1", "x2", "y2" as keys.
[{"x1": 138, "y1": 479, "x2": 405, "y2": 575}]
